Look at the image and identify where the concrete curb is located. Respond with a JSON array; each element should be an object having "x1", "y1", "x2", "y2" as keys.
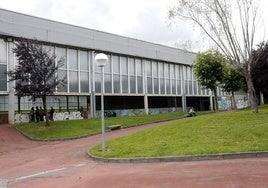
[{"x1": 88, "y1": 151, "x2": 268, "y2": 163}]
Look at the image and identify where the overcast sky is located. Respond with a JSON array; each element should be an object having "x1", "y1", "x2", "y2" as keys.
[{"x1": 0, "y1": 0, "x2": 267, "y2": 52}]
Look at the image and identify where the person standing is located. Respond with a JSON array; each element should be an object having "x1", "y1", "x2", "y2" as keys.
[
  {"x1": 49, "y1": 107, "x2": 55, "y2": 121},
  {"x1": 39, "y1": 106, "x2": 44, "y2": 121},
  {"x1": 30, "y1": 107, "x2": 35, "y2": 122},
  {"x1": 35, "y1": 106, "x2": 40, "y2": 122}
]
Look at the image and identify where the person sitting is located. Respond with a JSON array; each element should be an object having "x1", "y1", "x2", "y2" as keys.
[{"x1": 188, "y1": 107, "x2": 196, "y2": 117}]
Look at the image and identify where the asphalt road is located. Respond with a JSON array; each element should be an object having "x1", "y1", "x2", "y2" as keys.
[{"x1": 0, "y1": 122, "x2": 268, "y2": 188}]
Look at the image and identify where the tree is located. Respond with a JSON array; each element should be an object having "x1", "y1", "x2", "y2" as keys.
[
  {"x1": 7, "y1": 39, "x2": 65, "y2": 127},
  {"x1": 194, "y1": 50, "x2": 225, "y2": 111},
  {"x1": 169, "y1": 0, "x2": 262, "y2": 113},
  {"x1": 251, "y1": 41, "x2": 268, "y2": 95},
  {"x1": 221, "y1": 65, "x2": 243, "y2": 110}
]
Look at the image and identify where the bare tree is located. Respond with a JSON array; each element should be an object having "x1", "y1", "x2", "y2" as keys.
[{"x1": 169, "y1": 0, "x2": 262, "y2": 113}]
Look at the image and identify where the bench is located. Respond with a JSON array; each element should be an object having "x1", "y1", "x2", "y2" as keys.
[{"x1": 107, "y1": 124, "x2": 122, "y2": 131}]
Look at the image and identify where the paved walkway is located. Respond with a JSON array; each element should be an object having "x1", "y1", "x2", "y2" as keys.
[{"x1": 0, "y1": 122, "x2": 268, "y2": 188}]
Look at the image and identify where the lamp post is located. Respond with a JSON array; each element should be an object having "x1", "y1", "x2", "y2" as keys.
[{"x1": 95, "y1": 53, "x2": 108, "y2": 152}]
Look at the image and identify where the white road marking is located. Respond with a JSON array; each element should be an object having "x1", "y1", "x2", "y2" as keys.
[
  {"x1": 14, "y1": 167, "x2": 66, "y2": 181},
  {"x1": 0, "y1": 179, "x2": 8, "y2": 188},
  {"x1": 6, "y1": 162, "x2": 89, "y2": 186}
]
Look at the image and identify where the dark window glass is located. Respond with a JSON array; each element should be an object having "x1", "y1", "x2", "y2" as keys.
[
  {"x1": 177, "y1": 80, "x2": 181, "y2": 94},
  {"x1": 171, "y1": 79, "x2": 176, "y2": 94},
  {"x1": 113, "y1": 75, "x2": 120, "y2": 93},
  {"x1": 137, "y1": 76, "x2": 143, "y2": 93},
  {"x1": 154, "y1": 78, "x2": 159, "y2": 94},
  {"x1": 80, "y1": 72, "x2": 89, "y2": 93},
  {"x1": 57, "y1": 70, "x2": 67, "y2": 92},
  {"x1": 146, "y1": 60, "x2": 152, "y2": 76},
  {"x1": 95, "y1": 73, "x2": 101, "y2": 93},
  {"x1": 69, "y1": 71, "x2": 78, "y2": 92},
  {"x1": 166, "y1": 79, "x2": 171, "y2": 94},
  {"x1": 105, "y1": 74, "x2": 112, "y2": 93},
  {"x1": 160, "y1": 79, "x2": 165, "y2": 94},
  {"x1": 0, "y1": 64, "x2": 7, "y2": 91},
  {"x1": 147, "y1": 77, "x2": 152, "y2": 94},
  {"x1": 130, "y1": 76, "x2": 136, "y2": 93},
  {"x1": 122, "y1": 75, "x2": 128, "y2": 93}
]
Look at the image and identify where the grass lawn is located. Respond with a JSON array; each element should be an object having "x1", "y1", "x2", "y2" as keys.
[
  {"x1": 14, "y1": 111, "x2": 189, "y2": 140},
  {"x1": 89, "y1": 105, "x2": 268, "y2": 158}
]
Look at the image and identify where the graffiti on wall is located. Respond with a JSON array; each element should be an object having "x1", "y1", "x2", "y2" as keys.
[
  {"x1": 236, "y1": 99, "x2": 249, "y2": 109},
  {"x1": 218, "y1": 97, "x2": 231, "y2": 110},
  {"x1": 15, "y1": 111, "x2": 83, "y2": 124}
]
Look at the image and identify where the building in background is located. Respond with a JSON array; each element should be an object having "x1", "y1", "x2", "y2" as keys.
[{"x1": 0, "y1": 9, "x2": 228, "y2": 124}]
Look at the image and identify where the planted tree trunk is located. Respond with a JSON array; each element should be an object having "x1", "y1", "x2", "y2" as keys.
[
  {"x1": 244, "y1": 69, "x2": 258, "y2": 113},
  {"x1": 231, "y1": 91, "x2": 237, "y2": 111},
  {"x1": 213, "y1": 88, "x2": 219, "y2": 112}
]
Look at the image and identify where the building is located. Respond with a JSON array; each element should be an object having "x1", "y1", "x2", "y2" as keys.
[{"x1": 0, "y1": 9, "x2": 228, "y2": 124}]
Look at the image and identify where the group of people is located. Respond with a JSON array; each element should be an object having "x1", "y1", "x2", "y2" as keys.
[{"x1": 29, "y1": 106, "x2": 55, "y2": 123}]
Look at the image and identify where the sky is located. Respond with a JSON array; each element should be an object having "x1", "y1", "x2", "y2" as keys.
[{"x1": 0, "y1": 0, "x2": 267, "y2": 52}]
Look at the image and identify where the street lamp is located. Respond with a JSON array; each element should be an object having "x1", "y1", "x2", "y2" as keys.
[{"x1": 95, "y1": 53, "x2": 108, "y2": 152}]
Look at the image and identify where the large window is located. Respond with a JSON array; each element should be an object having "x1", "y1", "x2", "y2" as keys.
[
  {"x1": 112, "y1": 55, "x2": 120, "y2": 74},
  {"x1": 105, "y1": 74, "x2": 112, "y2": 93},
  {"x1": 57, "y1": 70, "x2": 67, "y2": 92},
  {"x1": 129, "y1": 58, "x2": 136, "y2": 94},
  {"x1": 159, "y1": 62, "x2": 165, "y2": 94},
  {"x1": 95, "y1": 73, "x2": 101, "y2": 93},
  {"x1": 69, "y1": 71, "x2": 78, "y2": 92},
  {"x1": 152, "y1": 61, "x2": 159, "y2": 94},
  {"x1": 145, "y1": 60, "x2": 152, "y2": 94},
  {"x1": 68, "y1": 49, "x2": 78, "y2": 92},
  {"x1": 80, "y1": 51, "x2": 88, "y2": 71},
  {"x1": 80, "y1": 51, "x2": 89, "y2": 93},
  {"x1": 136, "y1": 59, "x2": 143, "y2": 94},
  {"x1": 121, "y1": 57, "x2": 128, "y2": 93},
  {"x1": 121, "y1": 56, "x2": 128, "y2": 74},
  {"x1": 112, "y1": 55, "x2": 120, "y2": 93},
  {"x1": 80, "y1": 72, "x2": 89, "y2": 93},
  {"x1": 164, "y1": 63, "x2": 170, "y2": 94},
  {"x1": 56, "y1": 47, "x2": 67, "y2": 69},
  {"x1": 56, "y1": 47, "x2": 67, "y2": 92},
  {"x1": 113, "y1": 75, "x2": 120, "y2": 93},
  {"x1": 0, "y1": 64, "x2": 7, "y2": 91},
  {"x1": 68, "y1": 49, "x2": 78, "y2": 70},
  {"x1": 0, "y1": 39, "x2": 7, "y2": 91}
]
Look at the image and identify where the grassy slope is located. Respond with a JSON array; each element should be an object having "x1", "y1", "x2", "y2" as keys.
[
  {"x1": 14, "y1": 112, "x2": 188, "y2": 140},
  {"x1": 90, "y1": 106, "x2": 268, "y2": 158}
]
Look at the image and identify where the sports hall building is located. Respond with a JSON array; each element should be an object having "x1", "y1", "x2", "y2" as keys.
[{"x1": 0, "y1": 9, "x2": 228, "y2": 124}]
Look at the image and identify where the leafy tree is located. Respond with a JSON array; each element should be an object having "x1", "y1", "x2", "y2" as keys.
[
  {"x1": 7, "y1": 39, "x2": 65, "y2": 127},
  {"x1": 251, "y1": 41, "x2": 268, "y2": 95},
  {"x1": 194, "y1": 50, "x2": 225, "y2": 111},
  {"x1": 169, "y1": 0, "x2": 262, "y2": 113},
  {"x1": 222, "y1": 65, "x2": 243, "y2": 110}
]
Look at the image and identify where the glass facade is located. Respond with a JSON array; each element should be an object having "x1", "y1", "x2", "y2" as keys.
[{"x1": 0, "y1": 38, "x2": 217, "y2": 112}]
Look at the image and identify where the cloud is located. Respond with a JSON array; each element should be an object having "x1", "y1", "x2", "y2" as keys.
[{"x1": 0, "y1": 0, "x2": 267, "y2": 52}]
